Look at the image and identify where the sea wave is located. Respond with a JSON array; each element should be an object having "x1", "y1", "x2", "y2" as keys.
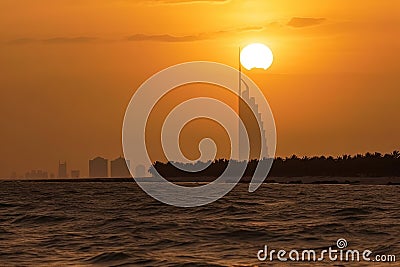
[{"x1": 0, "y1": 181, "x2": 398, "y2": 266}]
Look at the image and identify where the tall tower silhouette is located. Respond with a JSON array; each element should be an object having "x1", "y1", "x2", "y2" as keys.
[
  {"x1": 58, "y1": 161, "x2": 67, "y2": 178},
  {"x1": 238, "y1": 47, "x2": 268, "y2": 161}
]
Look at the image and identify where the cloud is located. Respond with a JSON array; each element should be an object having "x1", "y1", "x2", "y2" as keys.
[
  {"x1": 7, "y1": 37, "x2": 99, "y2": 45},
  {"x1": 126, "y1": 26, "x2": 264, "y2": 42},
  {"x1": 287, "y1": 17, "x2": 326, "y2": 28},
  {"x1": 127, "y1": 34, "x2": 200, "y2": 42},
  {"x1": 6, "y1": 25, "x2": 264, "y2": 45}
]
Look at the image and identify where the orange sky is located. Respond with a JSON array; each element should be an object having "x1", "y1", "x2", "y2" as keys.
[{"x1": 0, "y1": 0, "x2": 399, "y2": 177}]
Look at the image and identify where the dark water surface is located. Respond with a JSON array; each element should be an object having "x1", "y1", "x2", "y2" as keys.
[{"x1": 0, "y1": 181, "x2": 399, "y2": 266}]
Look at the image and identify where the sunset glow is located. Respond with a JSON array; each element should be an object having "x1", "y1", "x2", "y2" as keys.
[
  {"x1": 240, "y1": 43, "x2": 274, "y2": 70},
  {"x1": 0, "y1": 0, "x2": 399, "y2": 177}
]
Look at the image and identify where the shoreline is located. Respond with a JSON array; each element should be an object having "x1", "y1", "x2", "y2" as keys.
[{"x1": 1, "y1": 176, "x2": 399, "y2": 185}]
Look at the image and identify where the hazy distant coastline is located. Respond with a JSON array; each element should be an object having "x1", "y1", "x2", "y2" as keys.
[
  {"x1": 3, "y1": 151, "x2": 399, "y2": 185},
  {"x1": 2, "y1": 176, "x2": 399, "y2": 186}
]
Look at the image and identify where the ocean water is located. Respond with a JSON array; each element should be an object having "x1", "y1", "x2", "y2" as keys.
[{"x1": 0, "y1": 181, "x2": 399, "y2": 266}]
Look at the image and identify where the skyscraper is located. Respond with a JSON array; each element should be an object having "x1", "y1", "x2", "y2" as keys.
[
  {"x1": 58, "y1": 161, "x2": 67, "y2": 178},
  {"x1": 238, "y1": 47, "x2": 268, "y2": 161},
  {"x1": 239, "y1": 88, "x2": 267, "y2": 161},
  {"x1": 89, "y1": 157, "x2": 108, "y2": 178},
  {"x1": 110, "y1": 157, "x2": 131, "y2": 178}
]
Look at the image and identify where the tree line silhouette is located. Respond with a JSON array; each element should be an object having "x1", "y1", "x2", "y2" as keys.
[{"x1": 149, "y1": 151, "x2": 400, "y2": 178}]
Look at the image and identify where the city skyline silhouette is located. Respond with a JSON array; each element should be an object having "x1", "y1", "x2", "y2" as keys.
[{"x1": 13, "y1": 150, "x2": 400, "y2": 180}]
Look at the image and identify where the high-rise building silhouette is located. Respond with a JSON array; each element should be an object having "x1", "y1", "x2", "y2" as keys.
[
  {"x1": 58, "y1": 161, "x2": 67, "y2": 178},
  {"x1": 89, "y1": 157, "x2": 108, "y2": 178},
  {"x1": 110, "y1": 157, "x2": 131, "y2": 177}
]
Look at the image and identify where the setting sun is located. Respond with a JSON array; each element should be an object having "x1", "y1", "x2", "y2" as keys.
[{"x1": 240, "y1": 43, "x2": 274, "y2": 71}]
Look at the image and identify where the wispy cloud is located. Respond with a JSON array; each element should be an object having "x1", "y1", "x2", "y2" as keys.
[
  {"x1": 126, "y1": 26, "x2": 264, "y2": 42},
  {"x1": 287, "y1": 17, "x2": 326, "y2": 28},
  {"x1": 127, "y1": 34, "x2": 200, "y2": 42},
  {"x1": 6, "y1": 25, "x2": 263, "y2": 45},
  {"x1": 6, "y1": 17, "x2": 329, "y2": 46}
]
